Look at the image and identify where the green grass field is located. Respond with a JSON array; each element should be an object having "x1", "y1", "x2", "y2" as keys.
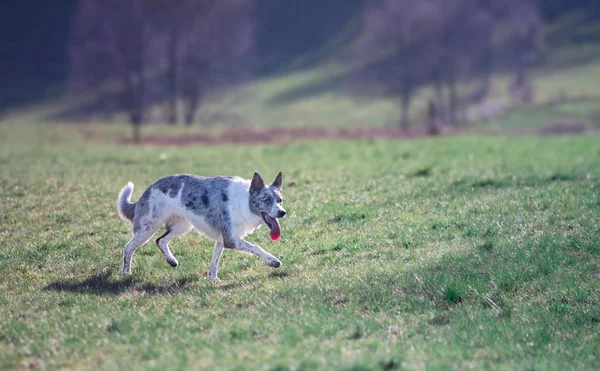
[{"x1": 1, "y1": 124, "x2": 599, "y2": 369}]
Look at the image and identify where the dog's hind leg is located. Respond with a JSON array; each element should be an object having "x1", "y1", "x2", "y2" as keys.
[
  {"x1": 208, "y1": 240, "x2": 224, "y2": 281},
  {"x1": 122, "y1": 223, "x2": 160, "y2": 274},
  {"x1": 156, "y1": 217, "x2": 192, "y2": 268}
]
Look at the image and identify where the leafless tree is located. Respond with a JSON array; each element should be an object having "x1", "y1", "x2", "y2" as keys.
[
  {"x1": 147, "y1": 1, "x2": 189, "y2": 125},
  {"x1": 357, "y1": 0, "x2": 444, "y2": 129},
  {"x1": 357, "y1": 0, "x2": 493, "y2": 128},
  {"x1": 69, "y1": 0, "x2": 254, "y2": 140},
  {"x1": 157, "y1": 0, "x2": 254, "y2": 125},
  {"x1": 69, "y1": 0, "x2": 166, "y2": 142},
  {"x1": 357, "y1": 0, "x2": 541, "y2": 129},
  {"x1": 493, "y1": 0, "x2": 542, "y2": 93},
  {"x1": 436, "y1": 0, "x2": 495, "y2": 125}
]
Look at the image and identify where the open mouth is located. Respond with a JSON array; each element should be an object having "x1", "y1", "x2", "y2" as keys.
[{"x1": 261, "y1": 212, "x2": 281, "y2": 241}]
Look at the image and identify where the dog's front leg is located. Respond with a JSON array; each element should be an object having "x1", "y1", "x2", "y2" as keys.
[
  {"x1": 236, "y1": 239, "x2": 281, "y2": 268},
  {"x1": 208, "y1": 240, "x2": 224, "y2": 281}
]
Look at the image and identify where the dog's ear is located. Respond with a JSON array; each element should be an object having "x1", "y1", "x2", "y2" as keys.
[
  {"x1": 272, "y1": 171, "x2": 282, "y2": 190},
  {"x1": 250, "y1": 171, "x2": 264, "y2": 193}
]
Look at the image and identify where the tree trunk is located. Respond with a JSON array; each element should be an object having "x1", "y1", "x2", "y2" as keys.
[
  {"x1": 434, "y1": 79, "x2": 445, "y2": 126},
  {"x1": 399, "y1": 92, "x2": 411, "y2": 131},
  {"x1": 183, "y1": 86, "x2": 202, "y2": 126},
  {"x1": 130, "y1": 111, "x2": 142, "y2": 143},
  {"x1": 447, "y1": 81, "x2": 458, "y2": 126},
  {"x1": 514, "y1": 51, "x2": 527, "y2": 89},
  {"x1": 184, "y1": 98, "x2": 199, "y2": 126},
  {"x1": 166, "y1": 31, "x2": 179, "y2": 125},
  {"x1": 124, "y1": 71, "x2": 144, "y2": 143},
  {"x1": 427, "y1": 100, "x2": 440, "y2": 136}
]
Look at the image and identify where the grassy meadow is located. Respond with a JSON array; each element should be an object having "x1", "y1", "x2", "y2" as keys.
[{"x1": 1, "y1": 124, "x2": 599, "y2": 369}]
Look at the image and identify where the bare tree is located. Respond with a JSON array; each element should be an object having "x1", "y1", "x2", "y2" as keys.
[
  {"x1": 357, "y1": 0, "x2": 444, "y2": 130},
  {"x1": 69, "y1": 0, "x2": 254, "y2": 137},
  {"x1": 69, "y1": 0, "x2": 166, "y2": 142},
  {"x1": 357, "y1": 0, "x2": 495, "y2": 129},
  {"x1": 356, "y1": 0, "x2": 541, "y2": 129},
  {"x1": 157, "y1": 0, "x2": 254, "y2": 125},
  {"x1": 148, "y1": 1, "x2": 190, "y2": 125},
  {"x1": 496, "y1": 0, "x2": 542, "y2": 92},
  {"x1": 418, "y1": 0, "x2": 495, "y2": 126}
]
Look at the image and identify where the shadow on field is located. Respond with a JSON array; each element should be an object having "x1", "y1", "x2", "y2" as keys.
[{"x1": 44, "y1": 270, "x2": 199, "y2": 296}]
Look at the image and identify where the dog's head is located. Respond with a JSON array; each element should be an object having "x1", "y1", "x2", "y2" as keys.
[{"x1": 249, "y1": 171, "x2": 286, "y2": 241}]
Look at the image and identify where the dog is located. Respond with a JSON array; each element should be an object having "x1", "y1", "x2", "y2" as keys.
[{"x1": 116, "y1": 171, "x2": 286, "y2": 280}]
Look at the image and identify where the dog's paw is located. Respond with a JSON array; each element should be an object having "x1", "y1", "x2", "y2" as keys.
[{"x1": 266, "y1": 257, "x2": 281, "y2": 268}]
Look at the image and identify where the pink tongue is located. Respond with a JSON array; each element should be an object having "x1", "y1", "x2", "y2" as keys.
[{"x1": 269, "y1": 217, "x2": 281, "y2": 241}]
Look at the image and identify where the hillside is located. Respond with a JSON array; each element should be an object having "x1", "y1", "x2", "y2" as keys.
[{"x1": 3, "y1": 3, "x2": 600, "y2": 134}]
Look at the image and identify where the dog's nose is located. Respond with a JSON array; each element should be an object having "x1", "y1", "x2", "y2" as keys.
[{"x1": 278, "y1": 210, "x2": 287, "y2": 218}]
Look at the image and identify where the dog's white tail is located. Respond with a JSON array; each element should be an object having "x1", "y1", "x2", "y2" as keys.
[{"x1": 117, "y1": 182, "x2": 135, "y2": 223}]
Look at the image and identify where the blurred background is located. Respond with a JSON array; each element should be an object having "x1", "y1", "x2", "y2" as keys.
[{"x1": 1, "y1": 0, "x2": 600, "y2": 143}]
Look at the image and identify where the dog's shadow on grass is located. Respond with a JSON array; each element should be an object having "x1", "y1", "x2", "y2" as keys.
[
  {"x1": 214, "y1": 271, "x2": 289, "y2": 291},
  {"x1": 44, "y1": 270, "x2": 200, "y2": 296}
]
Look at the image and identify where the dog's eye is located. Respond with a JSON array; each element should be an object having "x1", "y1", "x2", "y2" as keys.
[{"x1": 277, "y1": 197, "x2": 282, "y2": 203}]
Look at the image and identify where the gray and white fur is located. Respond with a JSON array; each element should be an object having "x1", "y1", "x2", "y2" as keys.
[{"x1": 116, "y1": 172, "x2": 286, "y2": 280}]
